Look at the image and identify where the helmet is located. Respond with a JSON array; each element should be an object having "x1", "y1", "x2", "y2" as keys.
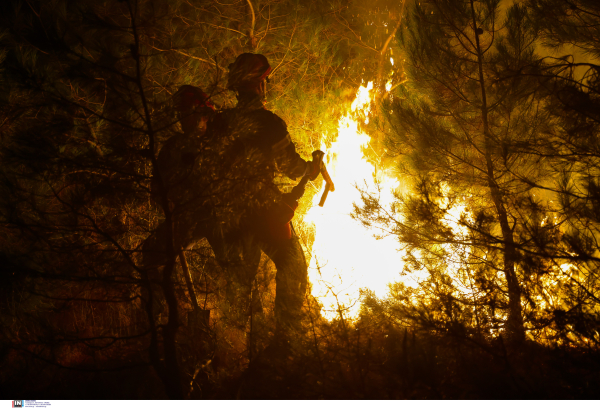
[
  {"x1": 173, "y1": 85, "x2": 215, "y2": 114},
  {"x1": 173, "y1": 85, "x2": 214, "y2": 134},
  {"x1": 227, "y1": 53, "x2": 272, "y2": 91}
]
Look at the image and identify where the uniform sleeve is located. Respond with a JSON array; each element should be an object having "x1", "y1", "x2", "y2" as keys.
[{"x1": 267, "y1": 114, "x2": 308, "y2": 180}]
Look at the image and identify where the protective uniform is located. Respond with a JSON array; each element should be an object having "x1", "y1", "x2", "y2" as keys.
[
  {"x1": 142, "y1": 86, "x2": 222, "y2": 315},
  {"x1": 211, "y1": 53, "x2": 317, "y2": 343},
  {"x1": 151, "y1": 85, "x2": 215, "y2": 204},
  {"x1": 207, "y1": 96, "x2": 310, "y2": 337}
]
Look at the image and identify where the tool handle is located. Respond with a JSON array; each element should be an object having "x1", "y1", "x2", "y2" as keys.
[
  {"x1": 318, "y1": 184, "x2": 331, "y2": 207},
  {"x1": 320, "y1": 166, "x2": 335, "y2": 192},
  {"x1": 311, "y1": 149, "x2": 335, "y2": 207}
]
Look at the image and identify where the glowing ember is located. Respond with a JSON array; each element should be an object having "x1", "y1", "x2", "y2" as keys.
[{"x1": 305, "y1": 82, "x2": 401, "y2": 319}]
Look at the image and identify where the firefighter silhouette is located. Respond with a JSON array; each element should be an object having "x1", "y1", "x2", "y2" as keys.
[
  {"x1": 209, "y1": 53, "x2": 320, "y2": 348},
  {"x1": 142, "y1": 55, "x2": 320, "y2": 354}
]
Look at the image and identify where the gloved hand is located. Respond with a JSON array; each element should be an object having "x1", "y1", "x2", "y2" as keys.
[
  {"x1": 282, "y1": 192, "x2": 301, "y2": 209},
  {"x1": 288, "y1": 182, "x2": 306, "y2": 202}
]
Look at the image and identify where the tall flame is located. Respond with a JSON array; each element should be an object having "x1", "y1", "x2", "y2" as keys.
[{"x1": 305, "y1": 82, "x2": 402, "y2": 319}]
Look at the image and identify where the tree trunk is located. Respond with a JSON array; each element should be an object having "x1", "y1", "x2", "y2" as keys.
[
  {"x1": 128, "y1": 2, "x2": 183, "y2": 397},
  {"x1": 484, "y1": 154, "x2": 525, "y2": 343},
  {"x1": 469, "y1": 0, "x2": 524, "y2": 343}
]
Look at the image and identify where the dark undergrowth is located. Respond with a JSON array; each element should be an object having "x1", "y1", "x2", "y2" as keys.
[{"x1": 3, "y1": 316, "x2": 600, "y2": 399}]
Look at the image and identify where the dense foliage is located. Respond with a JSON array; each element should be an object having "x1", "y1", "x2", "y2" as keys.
[{"x1": 356, "y1": 0, "x2": 600, "y2": 356}]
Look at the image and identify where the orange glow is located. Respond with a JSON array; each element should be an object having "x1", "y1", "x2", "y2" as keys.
[{"x1": 304, "y1": 82, "x2": 403, "y2": 319}]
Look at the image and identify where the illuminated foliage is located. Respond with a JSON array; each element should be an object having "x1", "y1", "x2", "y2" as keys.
[{"x1": 356, "y1": 0, "x2": 600, "y2": 350}]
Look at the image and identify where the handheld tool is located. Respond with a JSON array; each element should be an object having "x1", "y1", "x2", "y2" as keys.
[
  {"x1": 288, "y1": 150, "x2": 335, "y2": 206},
  {"x1": 316, "y1": 152, "x2": 335, "y2": 207}
]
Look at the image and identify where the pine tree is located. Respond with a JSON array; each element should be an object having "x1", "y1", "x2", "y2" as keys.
[
  {"x1": 521, "y1": 0, "x2": 600, "y2": 345},
  {"x1": 355, "y1": 0, "x2": 565, "y2": 343}
]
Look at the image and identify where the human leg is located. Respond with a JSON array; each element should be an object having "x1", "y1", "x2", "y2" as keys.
[
  {"x1": 259, "y1": 233, "x2": 308, "y2": 342},
  {"x1": 140, "y1": 209, "x2": 202, "y2": 316},
  {"x1": 204, "y1": 224, "x2": 261, "y2": 323}
]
